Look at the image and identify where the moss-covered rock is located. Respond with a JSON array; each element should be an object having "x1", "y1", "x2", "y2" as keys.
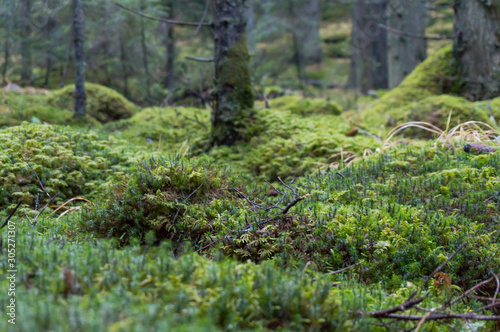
[
  {"x1": 353, "y1": 46, "x2": 500, "y2": 136},
  {"x1": 48, "y1": 83, "x2": 139, "y2": 123},
  {"x1": 270, "y1": 96, "x2": 342, "y2": 116},
  {"x1": 0, "y1": 123, "x2": 133, "y2": 209}
]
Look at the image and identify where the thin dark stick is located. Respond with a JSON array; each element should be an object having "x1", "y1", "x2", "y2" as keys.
[
  {"x1": 443, "y1": 277, "x2": 494, "y2": 310},
  {"x1": 0, "y1": 200, "x2": 23, "y2": 230},
  {"x1": 172, "y1": 182, "x2": 206, "y2": 224},
  {"x1": 185, "y1": 56, "x2": 214, "y2": 62},
  {"x1": 25, "y1": 160, "x2": 50, "y2": 198},
  {"x1": 111, "y1": 1, "x2": 210, "y2": 27},
  {"x1": 377, "y1": 23, "x2": 451, "y2": 41},
  {"x1": 359, "y1": 298, "x2": 424, "y2": 317},
  {"x1": 379, "y1": 313, "x2": 500, "y2": 321},
  {"x1": 31, "y1": 193, "x2": 59, "y2": 229},
  {"x1": 282, "y1": 195, "x2": 309, "y2": 214},
  {"x1": 492, "y1": 272, "x2": 500, "y2": 306},
  {"x1": 472, "y1": 302, "x2": 500, "y2": 313},
  {"x1": 407, "y1": 242, "x2": 468, "y2": 301},
  {"x1": 326, "y1": 262, "x2": 362, "y2": 275},
  {"x1": 194, "y1": 0, "x2": 210, "y2": 35}
]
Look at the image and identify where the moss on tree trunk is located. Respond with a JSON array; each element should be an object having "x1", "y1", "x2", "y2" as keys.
[{"x1": 211, "y1": 0, "x2": 254, "y2": 147}]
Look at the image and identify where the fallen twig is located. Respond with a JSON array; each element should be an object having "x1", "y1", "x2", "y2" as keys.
[
  {"x1": 326, "y1": 262, "x2": 362, "y2": 275},
  {"x1": 0, "y1": 200, "x2": 23, "y2": 230}
]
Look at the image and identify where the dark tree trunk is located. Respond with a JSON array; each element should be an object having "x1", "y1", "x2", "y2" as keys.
[
  {"x1": 73, "y1": 0, "x2": 86, "y2": 117},
  {"x1": 453, "y1": 0, "x2": 500, "y2": 101},
  {"x1": 20, "y1": 0, "x2": 33, "y2": 86},
  {"x1": 211, "y1": 0, "x2": 254, "y2": 147},
  {"x1": 288, "y1": 2, "x2": 307, "y2": 82},
  {"x1": 60, "y1": 36, "x2": 73, "y2": 88},
  {"x1": 294, "y1": 0, "x2": 322, "y2": 65},
  {"x1": 2, "y1": 1, "x2": 13, "y2": 85},
  {"x1": 140, "y1": 0, "x2": 152, "y2": 104},
  {"x1": 387, "y1": 0, "x2": 427, "y2": 89},
  {"x1": 350, "y1": 0, "x2": 388, "y2": 93},
  {"x1": 245, "y1": 0, "x2": 256, "y2": 53},
  {"x1": 165, "y1": 3, "x2": 175, "y2": 92},
  {"x1": 119, "y1": 35, "x2": 130, "y2": 98},
  {"x1": 44, "y1": 18, "x2": 56, "y2": 87}
]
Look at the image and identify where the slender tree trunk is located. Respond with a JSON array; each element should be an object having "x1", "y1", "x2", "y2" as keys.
[
  {"x1": 60, "y1": 36, "x2": 73, "y2": 88},
  {"x1": 288, "y1": 2, "x2": 307, "y2": 83},
  {"x1": 20, "y1": 0, "x2": 33, "y2": 86},
  {"x1": 294, "y1": 0, "x2": 322, "y2": 65},
  {"x1": 245, "y1": 0, "x2": 256, "y2": 53},
  {"x1": 140, "y1": 0, "x2": 152, "y2": 104},
  {"x1": 73, "y1": 0, "x2": 86, "y2": 117},
  {"x1": 2, "y1": 1, "x2": 13, "y2": 85},
  {"x1": 387, "y1": 0, "x2": 427, "y2": 89},
  {"x1": 211, "y1": 0, "x2": 254, "y2": 147},
  {"x1": 350, "y1": 0, "x2": 388, "y2": 93},
  {"x1": 119, "y1": 34, "x2": 130, "y2": 98},
  {"x1": 44, "y1": 18, "x2": 56, "y2": 87},
  {"x1": 453, "y1": 0, "x2": 500, "y2": 101},
  {"x1": 165, "y1": 3, "x2": 175, "y2": 92}
]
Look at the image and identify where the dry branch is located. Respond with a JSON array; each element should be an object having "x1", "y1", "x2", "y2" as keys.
[{"x1": 111, "y1": 1, "x2": 211, "y2": 27}]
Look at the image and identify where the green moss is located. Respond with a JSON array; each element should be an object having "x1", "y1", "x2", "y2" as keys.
[
  {"x1": 353, "y1": 46, "x2": 499, "y2": 135},
  {"x1": 0, "y1": 123, "x2": 133, "y2": 209},
  {"x1": 48, "y1": 83, "x2": 139, "y2": 123},
  {"x1": 80, "y1": 156, "x2": 245, "y2": 244},
  {"x1": 270, "y1": 96, "x2": 342, "y2": 116},
  {"x1": 217, "y1": 34, "x2": 254, "y2": 110},
  {"x1": 104, "y1": 106, "x2": 210, "y2": 149}
]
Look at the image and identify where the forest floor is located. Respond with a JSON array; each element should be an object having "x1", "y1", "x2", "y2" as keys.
[{"x1": 1, "y1": 44, "x2": 500, "y2": 331}]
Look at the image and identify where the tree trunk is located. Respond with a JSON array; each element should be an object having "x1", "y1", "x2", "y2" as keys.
[
  {"x1": 119, "y1": 34, "x2": 130, "y2": 98},
  {"x1": 211, "y1": 0, "x2": 254, "y2": 147},
  {"x1": 73, "y1": 0, "x2": 86, "y2": 117},
  {"x1": 2, "y1": 1, "x2": 13, "y2": 85},
  {"x1": 294, "y1": 0, "x2": 322, "y2": 65},
  {"x1": 60, "y1": 36, "x2": 73, "y2": 88},
  {"x1": 245, "y1": 0, "x2": 256, "y2": 53},
  {"x1": 350, "y1": 0, "x2": 388, "y2": 93},
  {"x1": 453, "y1": 0, "x2": 500, "y2": 101},
  {"x1": 20, "y1": 0, "x2": 33, "y2": 86},
  {"x1": 387, "y1": 0, "x2": 427, "y2": 89},
  {"x1": 140, "y1": 0, "x2": 152, "y2": 105},
  {"x1": 44, "y1": 17, "x2": 56, "y2": 87},
  {"x1": 165, "y1": 3, "x2": 175, "y2": 92}
]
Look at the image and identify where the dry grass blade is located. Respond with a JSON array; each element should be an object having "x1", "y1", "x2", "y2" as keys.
[
  {"x1": 51, "y1": 197, "x2": 91, "y2": 215},
  {"x1": 57, "y1": 207, "x2": 82, "y2": 221}
]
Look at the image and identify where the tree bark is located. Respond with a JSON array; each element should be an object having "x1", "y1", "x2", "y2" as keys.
[
  {"x1": 350, "y1": 0, "x2": 388, "y2": 93},
  {"x1": 294, "y1": 0, "x2": 322, "y2": 65},
  {"x1": 20, "y1": 0, "x2": 33, "y2": 86},
  {"x1": 2, "y1": 1, "x2": 13, "y2": 85},
  {"x1": 453, "y1": 0, "x2": 500, "y2": 101},
  {"x1": 211, "y1": 0, "x2": 254, "y2": 147},
  {"x1": 165, "y1": 3, "x2": 175, "y2": 92},
  {"x1": 60, "y1": 36, "x2": 73, "y2": 88},
  {"x1": 119, "y1": 34, "x2": 130, "y2": 98},
  {"x1": 140, "y1": 0, "x2": 152, "y2": 104},
  {"x1": 387, "y1": 0, "x2": 427, "y2": 89},
  {"x1": 73, "y1": 0, "x2": 86, "y2": 117},
  {"x1": 245, "y1": 0, "x2": 256, "y2": 53}
]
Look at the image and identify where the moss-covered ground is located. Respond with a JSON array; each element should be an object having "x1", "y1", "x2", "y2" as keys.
[{"x1": 1, "y1": 45, "x2": 500, "y2": 330}]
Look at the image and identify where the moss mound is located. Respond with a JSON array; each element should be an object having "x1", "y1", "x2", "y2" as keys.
[
  {"x1": 48, "y1": 83, "x2": 139, "y2": 123},
  {"x1": 80, "y1": 156, "x2": 246, "y2": 244},
  {"x1": 0, "y1": 123, "x2": 132, "y2": 209},
  {"x1": 104, "y1": 106, "x2": 210, "y2": 149},
  {"x1": 0, "y1": 90, "x2": 79, "y2": 127},
  {"x1": 354, "y1": 46, "x2": 500, "y2": 136},
  {"x1": 270, "y1": 95, "x2": 342, "y2": 116}
]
